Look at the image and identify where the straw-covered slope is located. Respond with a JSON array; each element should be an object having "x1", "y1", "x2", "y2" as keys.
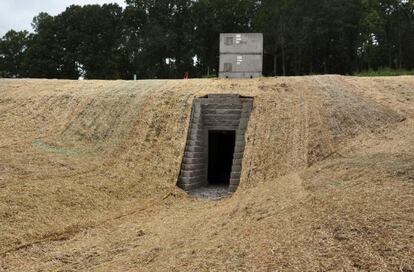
[{"x1": 0, "y1": 76, "x2": 413, "y2": 271}]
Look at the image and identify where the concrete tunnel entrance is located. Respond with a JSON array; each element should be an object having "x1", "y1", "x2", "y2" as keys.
[{"x1": 177, "y1": 94, "x2": 253, "y2": 199}]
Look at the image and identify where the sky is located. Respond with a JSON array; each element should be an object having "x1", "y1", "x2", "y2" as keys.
[{"x1": 0, "y1": 0, "x2": 126, "y2": 36}]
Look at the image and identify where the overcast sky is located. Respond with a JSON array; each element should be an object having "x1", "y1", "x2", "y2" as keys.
[{"x1": 0, "y1": 0, "x2": 126, "y2": 36}]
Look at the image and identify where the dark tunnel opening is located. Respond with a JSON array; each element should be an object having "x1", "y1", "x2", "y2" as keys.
[{"x1": 208, "y1": 130, "x2": 236, "y2": 187}]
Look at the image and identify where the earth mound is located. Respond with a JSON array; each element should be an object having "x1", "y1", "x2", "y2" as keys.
[{"x1": 0, "y1": 75, "x2": 413, "y2": 271}]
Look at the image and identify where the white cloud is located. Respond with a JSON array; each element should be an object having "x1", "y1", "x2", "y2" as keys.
[{"x1": 0, "y1": 0, "x2": 126, "y2": 36}]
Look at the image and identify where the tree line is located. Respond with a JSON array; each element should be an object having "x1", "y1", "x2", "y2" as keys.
[{"x1": 0, "y1": 0, "x2": 413, "y2": 79}]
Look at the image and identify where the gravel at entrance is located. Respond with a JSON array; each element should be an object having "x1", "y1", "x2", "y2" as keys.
[{"x1": 189, "y1": 185, "x2": 231, "y2": 200}]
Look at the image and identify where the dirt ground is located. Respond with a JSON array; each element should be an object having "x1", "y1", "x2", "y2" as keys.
[{"x1": 0, "y1": 76, "x2": 413, "y2": 271}]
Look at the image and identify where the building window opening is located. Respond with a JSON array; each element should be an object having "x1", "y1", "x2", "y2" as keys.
[
  {"x1": 224, "y1": 63, "x2": 232, "y2": 72},
  {"x1": 225, "y1": 37, "x2": 234, "y2": 45}
]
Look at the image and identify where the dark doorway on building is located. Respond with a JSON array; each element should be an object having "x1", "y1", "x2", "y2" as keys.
[{"x1": 208, "y1": 130, "x2": 236, "y2": 187}]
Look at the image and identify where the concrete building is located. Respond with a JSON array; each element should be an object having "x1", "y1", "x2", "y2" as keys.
[{"x1": 219, "y1": 33, "x2": 263, "y2": 78}]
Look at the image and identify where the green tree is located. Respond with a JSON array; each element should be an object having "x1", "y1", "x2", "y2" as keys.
[
  {"x1": 70, "y1": 4, "x2": 123, "y2": 79},
  {"x1": 124, "y1": 0, "x2": 195, "y2": 79},
  {"x1": 253, "y1": 0, "x2": 295, "y2": 76},
  {"x1": 118, "y1": 2, "x2": 147, "y2": 79},
  {"x1": 357, "y1": 0, "x2": 385, "y2": 71},
  {"x1": 254, "y1": 0, "x2": 365, "y2": 75},
  {"x1": 0, "y1": 30, "x2": 30, "y2": 77},
  {"x1": 25, "y1": 5, "x2": 123, "y2": 79},
  {"x1": 24, "y1": 12, "x2": 75, "y2": 78}
]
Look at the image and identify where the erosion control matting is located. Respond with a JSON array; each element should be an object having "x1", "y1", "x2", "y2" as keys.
[{"x1": 0, "y1": 76, "x2": 413, "y2": 271}]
